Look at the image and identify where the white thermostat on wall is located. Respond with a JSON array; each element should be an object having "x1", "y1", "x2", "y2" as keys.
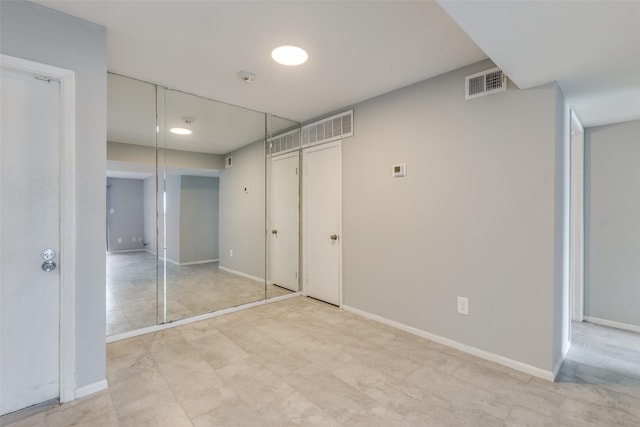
[{"x1": 392, "y1": 163, "x2": 406, "y2": 177}]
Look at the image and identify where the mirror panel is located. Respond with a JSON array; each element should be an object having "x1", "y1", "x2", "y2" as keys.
[
  {"x1": 106, "y1": 72, "x2": 301, "y2": 336},
  {"x1": 160, "y1": 88, "x2": 269, "y2": 323},
  {"x1": 106, "y1": 74, "x2": 159, "y2": 334},
  {"x1": 266, "y1": 117, "x2": 302, "y2": 298}
]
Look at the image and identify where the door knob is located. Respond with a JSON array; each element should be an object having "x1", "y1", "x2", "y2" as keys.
[
  {"x1": 41, "y1": 248, "x2": 56, "y2": 261},
  {"x1": 330, "y1": 234, "x2": 339, "y2": 241},
  {"x1": 42, "y1": 260, "x2": 57, "y2": 272},
  {"x1": 272, "y1": 229, "x2": 278, "y2": 235}
]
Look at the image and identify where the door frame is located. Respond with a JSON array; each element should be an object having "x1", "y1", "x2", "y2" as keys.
[
  {"x1": 1, "y1": 54, "x2": 77, "y2": 403},
  {"x1": 301, "y1": 140, "x2": 343, "y2": 306},
  {"x1": 570, "y1": 110, "x2": 585, "y2": 322}
]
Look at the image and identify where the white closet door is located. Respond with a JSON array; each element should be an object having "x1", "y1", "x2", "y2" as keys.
[{"x1": 303, "y1": 141, "x2": 341, "y2": 306}]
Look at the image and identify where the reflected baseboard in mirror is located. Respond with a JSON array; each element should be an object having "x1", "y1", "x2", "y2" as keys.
[
  {"x1": 106, "y1": 73, "x2": 300, "y2": 336},
  {"x1": 106, "y1": 251, "x2": 292, "y2": 335}
]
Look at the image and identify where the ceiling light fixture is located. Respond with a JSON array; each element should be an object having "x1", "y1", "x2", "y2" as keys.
[
  {"x1": 170, "y1": 118, "x2": 193, "y2": 135},
  {"x1": 170, "y1": 127, "x2": 192, "y2": 135},
  {"x1": 271, "y1": 45, "x2": 308, "y2": 66}
]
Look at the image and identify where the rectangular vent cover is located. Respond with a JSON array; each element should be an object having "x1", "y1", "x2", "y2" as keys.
[
  {"x1": 302, "y1": 109, "x2": 353, "y2": 148},
  {"x1": 465, "y1": 67, "x2": 507, "y2": 100},
  {"x1": 268, "y1": 128, "x2": 301, "y2": 157}
]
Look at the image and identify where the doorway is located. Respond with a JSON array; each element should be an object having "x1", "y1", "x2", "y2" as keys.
[
  {"x1": 0, "y1": 55, "x2": 76, "y2": 415},
  {"x1": 302, "y1": 141, "x2": 342, "y2": 306}
]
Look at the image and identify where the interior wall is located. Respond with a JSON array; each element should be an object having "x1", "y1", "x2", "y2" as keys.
[
  {"x1": 143, "y1": 176, "x2": 156, "y2": 253},
  {"x1": 219, "y1": 139, "x2": 266, "y2": 280},
  {"x1": 180, "y1": 176, "x2": 220, "y2": 263},
  {"x1": 0, "y1": 0, "x2": 107, "y2": 389},
  {"x1": 165, "y1": 175, "x2": 181, "y2": 264},
  {"x1": 584, "y1": 119, "x2": 640, "y2": 329},
  {"x1": 552, "y1": 89, "x2": 571, "y2": 372},
  {"x1": 341, "y1": 59, "x2": 562, "y2": 375},
  {"x1": 107, "y1": 141, "x2": 225, "y2": 170},
  {"x1": 106, "y1": 178, "x2": 144, "y2": 252}
]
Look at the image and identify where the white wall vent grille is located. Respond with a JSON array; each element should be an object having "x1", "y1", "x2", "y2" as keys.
[
  {"x1": 302, "y1": 109, "x2": 353, "y2": 148},
  {"x1": 465, "y1": 67, "x2": 507, "y2": 100},
  {"x1": 268, "y1": 128, "x2": 301, "y2": 157}
]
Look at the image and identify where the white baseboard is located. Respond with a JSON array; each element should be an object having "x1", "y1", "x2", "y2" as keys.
[
  {"x1": 552, "y1": 339, "x2": 571, "y2": 380},
  {"x1": 218, "y1": 266, "x2": 264, "y2": 283},
  {"x1": 138, "y1": 250, "x2": 218, "y2": 266},
  {"x1": 342, "y1": 305, "x2": 555, "y2": 382},
  {"x1": 179, "y1": 258, "x2": 218, "y2": 266},
  {"x1": 584, "y1": 316, "x2": 640, "y2": 334},
  {"x1": 107, "y1": 249, "x2": 145, "y2": 254},
  {"x1": 107, "y1": 292, "x2": 302, "y2": 343},
  {"x1": 75, "y1": 379, "x2": 108, "y2": 399}
]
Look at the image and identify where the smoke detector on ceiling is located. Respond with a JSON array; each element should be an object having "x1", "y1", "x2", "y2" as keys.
[{"x1": 239, "y1": 70, "x2": 256, "y2": 84}]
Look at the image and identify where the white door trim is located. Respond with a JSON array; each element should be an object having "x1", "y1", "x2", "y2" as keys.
[
  {"x1": 1, "y1": 54, "x2": 77, "y2": 403},
  {"x1": 301, "y1": 140, "x2": 343, "y2": 307},
  {"x1": 570, "y1": 110, "x2": 585, "y2": 322}
]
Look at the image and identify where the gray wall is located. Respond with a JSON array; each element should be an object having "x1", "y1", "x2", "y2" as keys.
[
  {"x1": 165, "y1": 175, "x2": 181, "y2": 263},
  {"x1": 180, "y1": 176, "x2": 219, "y2": 263},
  {"x1": 143, "y1": 176, "x2": 156, "y2": 252},
  {"x1": 108, "y1": 141, "x2": 225, "y2": 170},
  {"x1": 106, "y1": 178, "x2": 144, "y2": 252},
  {"x1": 585, "y1": 119, "x2": 640, "y2": 328},
  {"x1": 161, "y1": 175, "x2": 220, "y2": 264},
  {"x1": 219, "y1": 140, "x2": 266, "y2": 279},
  {"x1": 553, "y1": 85, "x2": 571, "y2": 370},
  {"x1": 341, "y1": 60, "x2": 566, "y2": 374},
  {"x1": 1, "y1": 1, "x2": 107, "y2": 389}
]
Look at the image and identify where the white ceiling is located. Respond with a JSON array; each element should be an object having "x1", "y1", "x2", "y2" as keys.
[
  {"x1": 34, "y1": 0, "x2": 486, "y2": 123},
  {"x1": 108, "y1": 73, "x2": 294, "y2": 154},
  {"x1": 36, "y1": 1, "x2": 639, "y2": 128},
  {"x1": 438, "y1": 0, "x2": 640, "y2": 127}
]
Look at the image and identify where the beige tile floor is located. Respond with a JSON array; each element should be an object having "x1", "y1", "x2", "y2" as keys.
[
  {"x1": 5, "y1": 297, "x2": 640, "y2": 426},
  {"x1": 107, "y1": 252, "x2": 291, "y2": 336}
]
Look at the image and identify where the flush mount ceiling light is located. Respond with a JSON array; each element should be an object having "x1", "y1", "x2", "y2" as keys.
[
  {"x1": 170, "y1": 128, "x2": 191, "y2": 135},
  {"x1": 170, "y1": 118, "x2": 193, "y2": 135},
  {"x1": 271, "y1": 45, "x2": 308, "y2": 66}
]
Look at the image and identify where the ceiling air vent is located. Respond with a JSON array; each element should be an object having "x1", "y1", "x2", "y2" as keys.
[
  {"x1": 268, "y1": 128, "x2": 301, "y2": 157},
  {"x1": 465, "y1": 67, "x2": 507, "y2": 100},
  {"x1": 302, "y1": 109, "x2": 353, "y2": 148}
]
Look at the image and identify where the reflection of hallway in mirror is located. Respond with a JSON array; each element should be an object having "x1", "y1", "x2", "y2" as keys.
[{"x1": 106, "y1": 252, "x2": 291, "y2": 335}]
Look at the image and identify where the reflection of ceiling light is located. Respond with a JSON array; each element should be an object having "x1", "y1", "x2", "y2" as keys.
[
  {"x1": 170, "y1": 117, "x2": 193, "y2": 135},
  {"x1": 271, "y1": 46, "x2": 308, "y2": 66},
  {"x1": 170, "y1": 127, "x2": 192, "y2": 135}
]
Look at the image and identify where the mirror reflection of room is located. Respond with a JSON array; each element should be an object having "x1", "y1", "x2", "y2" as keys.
[{"x1": 106, "y1": 73, "x2": 298, "y2": 336}]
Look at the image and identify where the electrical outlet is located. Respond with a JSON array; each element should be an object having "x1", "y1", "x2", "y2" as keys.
[
  {"x1": 229, "y1": 249, "x2": 233, "y2": 257},
  {"x1": 117, "y1": 238, "x2": 122, "y2": 244},
  {"x1": 457, "y1": 297, "x2": 469, "y2": 315}
]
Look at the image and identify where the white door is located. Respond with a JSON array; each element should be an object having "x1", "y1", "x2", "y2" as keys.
[
  {"x1": 271, "y1": 151, "x2": 299, "y2": 292},
  {"x1": 303, "y1": 141, "x2": 341, "y2": 306},
  {"x1": 1, "y1": 67, "x2": 61, "y2": 415}
]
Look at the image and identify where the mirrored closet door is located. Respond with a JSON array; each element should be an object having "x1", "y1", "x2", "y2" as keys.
[{"x1": 106, "y1": 73, "x2": 301, "y2": 336}]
